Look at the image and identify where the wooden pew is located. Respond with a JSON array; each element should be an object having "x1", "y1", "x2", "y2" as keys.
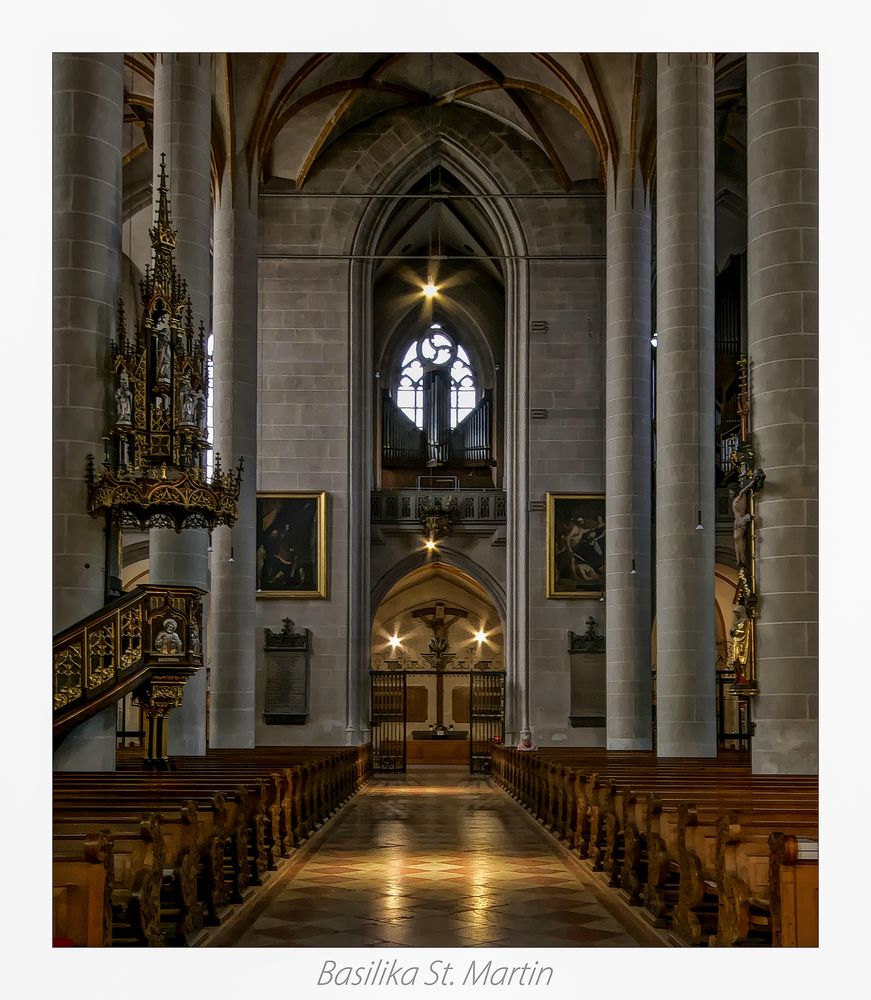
[
  {"x1": 53, "y1": 744, "x2": 372, "y2": 945},
  {"x1": 768, "y1": 833, "x2": 819, "y2": 947},
  {"x1": 709, "y1": 817, "x2": 819, "y2": 947},
  {"x1": 53, "y1": 814, "x2": 165, "y2": 946},
  {"x1": 490, "y1": 746, "x2": 819, "y2": 948},
  {"x1": 53, "y1": 831, "x2": 112, "y2": 947}
]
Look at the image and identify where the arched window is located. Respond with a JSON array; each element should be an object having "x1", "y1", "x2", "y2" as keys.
[
  {"x1": 395, "y1": 327, "x2": 477, "y2": 428},
  {"x1": 206, "y1": 332, "x2": 214, "y2": 479}
]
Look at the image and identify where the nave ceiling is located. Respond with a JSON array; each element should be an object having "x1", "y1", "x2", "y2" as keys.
[{"x1": 122, "y1": 53, "x2": 746, "y2": 212}]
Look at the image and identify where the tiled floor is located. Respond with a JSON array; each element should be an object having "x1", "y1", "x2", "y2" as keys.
[{"x1": 214, "y1": 767, "x2": 657, "y2": 948}]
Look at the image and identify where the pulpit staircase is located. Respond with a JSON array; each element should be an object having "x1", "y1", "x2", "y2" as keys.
[{"x1": 53, "y1": 584, "x2": 205, "y2": 754}]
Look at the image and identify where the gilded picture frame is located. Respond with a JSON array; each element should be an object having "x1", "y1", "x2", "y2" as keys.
[
  {"x1": 545, "y1": 492, "x2": 605, "y2": 599},
  {"x1": 256, "y1": 492, "x2": 327, "y2": 599}
]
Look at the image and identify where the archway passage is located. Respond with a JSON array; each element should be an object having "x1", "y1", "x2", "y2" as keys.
[{"x1": 370, "y1": 563, "x2": 504, "y2": 771}]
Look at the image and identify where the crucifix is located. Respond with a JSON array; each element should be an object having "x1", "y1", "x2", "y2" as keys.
[{"x1": 412, "y1": 601, "x2": 468, "y2": 728}]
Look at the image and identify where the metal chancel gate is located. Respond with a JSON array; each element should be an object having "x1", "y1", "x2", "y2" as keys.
[
  {"x1": 370, "y1": 670, "x2": 407, "y2": 772},
  {"x1": 369, "y1": 670, "x2": 504, "y2": 774},
  {"x1": 470, "y1": 671, "x2": 505, "y2": 773}
]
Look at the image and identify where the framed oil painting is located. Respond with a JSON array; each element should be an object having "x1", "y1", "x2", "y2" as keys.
[
  {"x1": 256, "y1": 492, "x2": 327, "y2": 599},
  {"x1": 546, "y1": 493, "x2": 605, "y2": 598}
]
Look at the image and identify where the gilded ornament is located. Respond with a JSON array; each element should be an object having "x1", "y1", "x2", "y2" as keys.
[{"x1": 86, "y1": 153, "x2": 242, "y2": 532}]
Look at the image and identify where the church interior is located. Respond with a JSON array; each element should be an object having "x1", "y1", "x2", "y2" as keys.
[{"x1": 49, "y1": 49, "x2": 821, "y2": 955}]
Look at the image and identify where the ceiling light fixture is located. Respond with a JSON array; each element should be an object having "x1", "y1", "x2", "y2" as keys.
[
  {"x1": 388, "y1": 634, "x2": 401, "y2": 650},
  {"x1": 474, "y1": 630, "x2": 487, "y2": 644}
]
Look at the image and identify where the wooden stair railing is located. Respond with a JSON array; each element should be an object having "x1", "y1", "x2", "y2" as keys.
[{"x1": 53, "y1": 584, "x2": 205, "y2": 757}]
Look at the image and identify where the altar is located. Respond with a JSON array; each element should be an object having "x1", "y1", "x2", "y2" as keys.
[{"x1": 406, "y1": 730, "x2": 470, "y2": 765}]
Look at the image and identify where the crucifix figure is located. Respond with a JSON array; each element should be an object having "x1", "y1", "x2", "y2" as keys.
[{"x1": 412, "y1": 602, "x2": 468, "y2": 728}]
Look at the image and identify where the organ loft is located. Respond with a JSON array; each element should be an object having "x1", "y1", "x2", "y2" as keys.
[{"x1": 47, "y1": 45, "x2": 820, "y2": 960}]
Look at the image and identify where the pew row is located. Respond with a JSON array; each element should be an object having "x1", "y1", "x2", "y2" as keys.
[
  {"x1": 491, "y1": 746, "x2": 818, "y2": 947},
  {"x1": 53, "y1": 744, "x2": 371, "y2": 946}
]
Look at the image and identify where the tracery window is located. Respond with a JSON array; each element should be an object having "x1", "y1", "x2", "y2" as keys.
[
  {"x1": 206, "y1": 332, "x2": 214, "y2": 479},
  {"x1": 395, "y1": 327, "x2": 477, "y2": 428}
]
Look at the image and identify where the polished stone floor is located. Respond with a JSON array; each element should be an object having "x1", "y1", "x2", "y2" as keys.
[{"x1": 214, "y1": 767, "x2": 656, "y2": 948}]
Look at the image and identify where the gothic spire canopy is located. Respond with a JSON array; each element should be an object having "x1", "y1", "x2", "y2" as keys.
[{"x1": 87, "y1": 154, "x2": 242, "y2": 532}]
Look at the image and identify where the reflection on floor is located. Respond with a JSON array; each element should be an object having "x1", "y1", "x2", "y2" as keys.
[{"x1": 212, "y1": 766, "x2": 659, "y2": 948}]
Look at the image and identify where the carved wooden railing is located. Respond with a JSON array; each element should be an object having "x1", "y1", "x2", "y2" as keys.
[
  {"x1": 53, "y1": 584, "x2": 205, "y2": 745},
  {"x1": 381, "y1": 392, "x2": 427, "y2": 467},
  {"x1": 451, "y1": 389, "x2": 493, "y2": 464}
]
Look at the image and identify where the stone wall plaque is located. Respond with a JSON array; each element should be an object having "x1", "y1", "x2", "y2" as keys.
[{"x1": 263, "y1": 619, "x2": 312, "y2": 725}]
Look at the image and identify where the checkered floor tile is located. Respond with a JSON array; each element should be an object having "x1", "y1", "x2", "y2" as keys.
[{"x1": 218, "y1": 767, "x2": 653, "y2": 948}]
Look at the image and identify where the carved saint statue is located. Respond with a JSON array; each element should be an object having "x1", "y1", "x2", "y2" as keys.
[
  {"x1": 730, "y1": 479, "x2": 754, "y2": 570},
  {"x1": 729, "y1": 604, "x2": 751, "y2": 676},
  {"x1": 195, "y1": 389, "x2": 206, "y2": 433},
  {"x1": 180, "y1": 374, "x2": 197, "y2": 425},
  {"x1": 154, "y1": 314, "x2": 172, "y2": 385},
  {"x1": 154, "y1": 617, "x2": 183, "y2": 654},
  {"x1": 115, "y1": 371, "x2": 133, "y2": 426},
  {"x1": 188, "y1": 623, "x2": 201, "y2": 656}
]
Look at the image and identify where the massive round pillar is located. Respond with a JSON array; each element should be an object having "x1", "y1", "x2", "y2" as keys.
[
  {"x1": 605, "y1": 153, "x2": 653, "y2": 749},
  {"x1": 53, "y1": 53, "x2": 124, "y2": 769},
  {"x1": 746, "y1": 54, "x2": 818, "y2": 775},
  {"x1": 148, "y1": 53, "x2": 213, "y2": 754},
  {"x1": 209, "y1": 157, "x2": 259, "y2": 747},
  {"x1": 654, "y1": 53, "x2": 716, "y2": 758}
]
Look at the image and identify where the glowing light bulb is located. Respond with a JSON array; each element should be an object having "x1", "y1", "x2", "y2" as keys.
[
  {"x1": 424, "y1": 538, "x2": 437, "y2": 551},
  {"x1": 474, "y1": 630, "x2": 487, "y2": 644},
  {"x1": 423, "y1": 275, "x2": 438, "y2": 298},
  {"x1": 388, "y1": 635, "x2": 401, "y2": 650}
]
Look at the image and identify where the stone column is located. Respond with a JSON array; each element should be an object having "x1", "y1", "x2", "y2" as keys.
[
  {"x1": 148, "y1": 53, "x2": 213, "y2": 755},
  {"x1": 654, "y1": 53, "x2": 716, "y2": 757},
  {"x1": 505, "y1": 257, "x2": 530, "y2": 743},
  {"x1": 605, "y1": 153, "x2": 653, "y2": 749},
  {"x1": 209, "y1": 156, "x2": 258, "y2": 747},
  {"x1": 53, "y1": 54, "x2": 124, "y2": 771},
  {"x1": 746, "y1": 54, "x2": 818, "y2": 774}
]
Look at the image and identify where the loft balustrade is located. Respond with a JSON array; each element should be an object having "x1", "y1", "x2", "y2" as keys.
[
  {"x1": 53, "y1": 584, "x2": 204, "y2": 752},
  {"x1": 371, "y1": 488, "x2": 507, "y2": 527}
]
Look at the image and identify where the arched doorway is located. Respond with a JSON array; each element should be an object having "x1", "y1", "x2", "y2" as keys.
[{"x1": 370, "y1": 562, "x2": 504, "y2": 772}]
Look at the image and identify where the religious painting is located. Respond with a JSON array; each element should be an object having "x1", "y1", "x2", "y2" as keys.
[
  {"x1": 256, "y1": 492, "x2": 327, "y2": 599},
  {"x1": 546, "y1": 493, "x2": 605, "y2": 598}
]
